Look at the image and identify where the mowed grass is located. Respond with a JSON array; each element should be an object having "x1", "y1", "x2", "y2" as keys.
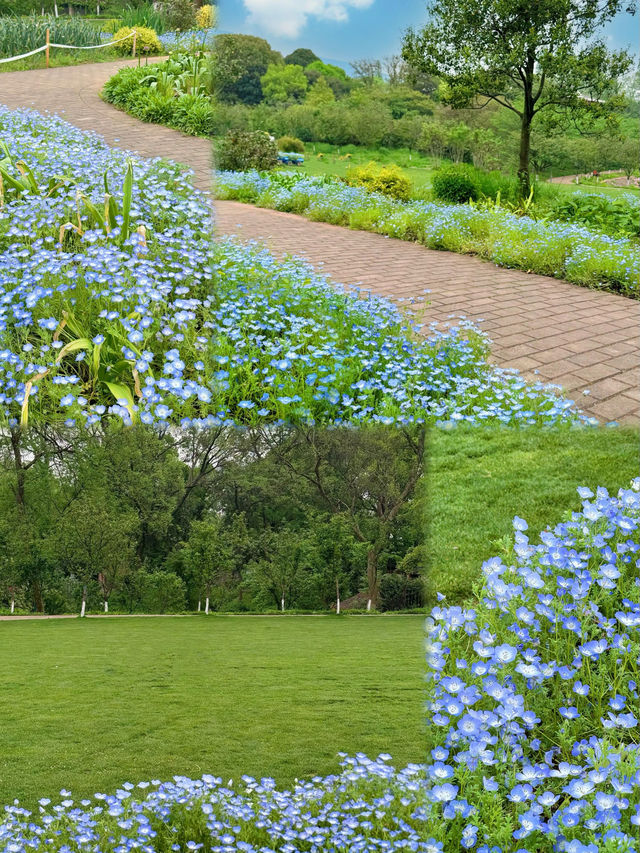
[
  {"x1": 425, "y1": 426, "x2": 640, "y2": 602},
  {"x1": 0, "y1": 615, "x2": 425, "y2": 806}
]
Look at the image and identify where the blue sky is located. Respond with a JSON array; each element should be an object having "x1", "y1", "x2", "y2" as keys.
[{"x1": 218, "y1": 0, "x2": 637, "y2": 68}]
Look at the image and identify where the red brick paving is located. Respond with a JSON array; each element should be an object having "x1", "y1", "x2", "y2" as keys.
[
  {"x1": 0, "y1": 60, "x2": 637, "y2": 423},
  {"x1": 216, "y1": 202, "x2": 640, "y2": 424}
]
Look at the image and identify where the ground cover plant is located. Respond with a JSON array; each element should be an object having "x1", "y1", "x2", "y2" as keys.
[
  {"x1": 0, "y1": 107, "x2": 593, "y2": 427},
  {"x1": 102, "y1": 53, "x2": 214, "y2": 136},
  {"x1": 0, "y1": 615, "x2": 425, "y2": 805},
  {"x1": 215, "y1": 170, "x2": 639, "y2": 298}
]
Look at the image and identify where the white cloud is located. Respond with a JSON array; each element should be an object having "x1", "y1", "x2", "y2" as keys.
[{"x1": 242, "y1": 0, "x2": 375, "y2": 39}]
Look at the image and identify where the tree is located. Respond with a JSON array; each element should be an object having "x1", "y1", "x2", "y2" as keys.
[
  {"x1": 183, "y1": 516, "x2": 235, "y2": 613},
  {"x1": 260, "y1": 426, "x2": 427, "y2": 610},
  {"x1": 306, "y1": 76, "x2": 335, "y2": 105},
  {"x1": 285, "y1": 48, "x2": 320, "y2": 67},
  {"x1": 403, "y1": 0, "x2": 636, "y2": 196},
  {"x1": 350, "y1": 58, "x2": 383, "y2": 86},
  {"x1": 214, "y1": 34, "x2": 281, "y2": 105},
  {"x1": 261, "y1": 63, "x2": 308, "y2": 105}
]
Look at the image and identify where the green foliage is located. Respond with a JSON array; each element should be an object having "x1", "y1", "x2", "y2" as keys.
[
  {"x1": 277, "y1": 135, "x2": 304, "y2": 153},
  {"x1": 344, "y1": 161, "x2": 412, "y2": 201},
  {"x1": 379, "y1": 573, "x2": 424, "y2": 611},
  {"x1": 431, "y1": 163, "x2": 479, "y2": 203},
  {"x1": 112, "y1": 26, "x2": 162, "y2": 56},
  {"x1": 118, "y1": 2, "x2": 168, "y2": 34},
  {"x1": 216, "y1": 129, "x2": 278, "y2": 171},
  {"x1": 214, "y1": 33, "x2": 281, "y2": 105},
  {"x1": 550, "y1": 191, "x2": 640, "y2": 238},
  {"x1": 138, "y1": 570, "x2": 187, "y2": 612},
  {"x1": 306, "y1": 59, "x2": 348, "y2": 81},
  {"x1": 156, "y1": 0, "x2": 197, "y2": 31},
  {"x1": 284, "y1": 47, "x2": 320, "y2": 67},
  {"x1": 403, "y1": 0, "x2": 635, "y2": 195},
  {"x1": 0, "y1": 15, "x2": 100, "y2": 58},
  {"x1": 261, "y1": 63, "x2": 308, "y2": 105}
]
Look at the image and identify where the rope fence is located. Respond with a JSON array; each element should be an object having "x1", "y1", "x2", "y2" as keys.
[{"x1": 0, "y1": 28, "x2": 139, "y2": 67}]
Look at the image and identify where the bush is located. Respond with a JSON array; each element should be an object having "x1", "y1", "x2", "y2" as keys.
[
  {"x1": 140, "y1": 570, "x2": 186, "y2": 613},
  {"x1": 379, "y1": 574, "x2": 424, "y2": 611},
  {"x1": 156, "y1": 0, "x2": 196, "y2": 30},
  {"x1": 102, "y1": 18, "x2": 122, "y2": 35},
  {"x1": 550, "y1": 192, "x2": 640, "y2": 238},
  {"x1": 432, "y1": 163, "x2": 479, "y2": 204},
  {"x1": 423, "y1": 479, "x2": 640, "y2": 850},
  {"x1": 112, "y1": 26, "x2": 162, "y2": 56},
  {"x1": 216, "y1": 129, "x2": 278, "y2": 171},
  {"x1": 172, "y1": 94, "x2": 216, "y2": 136},
  {"x1": 277, "y1": 135, "x2": 305, "y2": 153},
  {"x1": 344, "y1": 162, "x2": 411, "y2": 201},
  {"x1": 102, "y1": 66, "x2": 148, "y2": 106},
  {"x1": 195, "y1": 3, "x2": 215, "y2": 28}
]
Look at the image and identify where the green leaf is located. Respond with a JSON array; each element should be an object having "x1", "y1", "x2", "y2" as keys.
[
  {"x1": 105, "y1": 381, "x2": 137, "y2": 421},
  {"x1": 121, "y1": 160, "x2": 133, "y2": 243}
]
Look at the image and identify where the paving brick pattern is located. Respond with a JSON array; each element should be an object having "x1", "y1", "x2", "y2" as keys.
[
  {"x1": 216, "y1": 202, "x2": 640, "y2": 424},
  {"x1": 0, "y1": 60, "x2": 636, "y2": 422}
]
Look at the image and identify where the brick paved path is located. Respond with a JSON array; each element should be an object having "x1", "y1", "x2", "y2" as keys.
[
  {"x1": 217, "y1": 202, "x2": 639, "y2": 424},
  {"x1": 0, "y1": 60, "x2": 636, "y2": 422},
  {"x1": 0, "y1": 59, "x2": 212, "y2": 193}
]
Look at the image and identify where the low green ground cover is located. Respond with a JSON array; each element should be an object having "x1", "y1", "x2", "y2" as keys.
[
  {"x1": 0, "y1": 614, "x2": 425, "y2": 806},
  {"x1": 425, "y1": 425, "x2": 640, "y2": 601}
]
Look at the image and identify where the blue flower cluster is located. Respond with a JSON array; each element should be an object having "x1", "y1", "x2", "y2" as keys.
[
  {"x1": 423, "y1": 478, "x2": 640, "y2": 851},
  {"x1": 0, "y1": 755, "x2": 441, "y2": 853},
  {"x1": 0, "y1": 107, "x2": 592, "y2": 427},
  {"x1": 158, "y1": 27, "x2": 215, "y2": 50},
  {"x1": 216, "y1": 171, "x2": 639, "y2": 298}
]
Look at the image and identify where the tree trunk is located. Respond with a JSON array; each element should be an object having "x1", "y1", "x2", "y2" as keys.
[
  {"x1": 366, "y1": 548, "x2": 379, "y2": 609},
  {"x1": 10, "y1": 595, "x2": 14, "y2": 615},
  {"x1": 281, "y1": 595, "x2": 285, "y2": 612},
  {"x1": 80, "y1": 585, "x2": 87, "y2": 618},
  {"x1": 197, "y1": 599, "x2": 201, "y2": 612},
  {"x1": 104, "y1": 600, "x2": 108, "y2": 613},
  {"x1": 205, "y1": 597, "x2": 209, "y2": 614},
  {"x1": 336, "y1": 578, "x2": 340, "y2": 615},
  {"x1": 32, "y1": 579, "x2": 44, "y2": 613},
  {"x1": 517, "y1": 115, "x2": 532, "y2": 199}
]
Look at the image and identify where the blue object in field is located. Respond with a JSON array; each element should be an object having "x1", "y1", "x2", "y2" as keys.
[{"x1": 277, "y1": 152, "x2": 305, "y2": 165}]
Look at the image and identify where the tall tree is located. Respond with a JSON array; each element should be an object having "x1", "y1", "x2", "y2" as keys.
[{"x1": 403, "y1": 0, "x2": 635, "y2": 195}]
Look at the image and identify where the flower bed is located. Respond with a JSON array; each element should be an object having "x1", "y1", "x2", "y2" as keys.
[
  {"x1": 215, "y1": 171, "x2": 640, "y2": 299},
  {"x1": 423, "y1": 478, "x2": 640, "y2": 851},
  {"x1": 0, "y1": 107, "x2": 592, "y2": 428}
]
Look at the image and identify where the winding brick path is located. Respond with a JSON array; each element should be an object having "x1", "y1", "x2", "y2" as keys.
[{"x1": 0, "y1": 60, "x2": 637, "y2": 422}]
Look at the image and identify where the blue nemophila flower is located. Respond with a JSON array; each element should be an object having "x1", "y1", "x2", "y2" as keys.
[{"x1": 423, "y1": 479, "x2": 640, "y2": 851}]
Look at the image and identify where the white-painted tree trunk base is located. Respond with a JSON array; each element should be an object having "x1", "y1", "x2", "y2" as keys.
[
  {"x1": 10, "y1": 598, "x2": 14, "y2": 615},
  {"x1": 281, "y1": 597, "x2": 285, "y2": 612},
  {"x1": 336, "y1": 599, "x2": 340, "y2": 615},
  {"x1": 104, "y1": 601, "x2": 108, "y2": 613},
  {"x1": 197, "y1": 600, "x2": 201, "y2": 612},
  {"x1": 80, "y1": 599, "x2": 86, "y2": 618},
  {"x1": 205, "y1": 597, "x2": 210, "y2": 614},
  {"x1": 367, "y1": 599, "x2": 372, "y2": 612}
]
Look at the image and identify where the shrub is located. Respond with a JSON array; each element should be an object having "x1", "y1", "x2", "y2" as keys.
[
  {"x1": 216, "y1": 129, "x2": 278, "y2": 171},
  {"x1": 140, "y1": 570, "x2": 186, "y2": 613},
  {"x1": 277, "y1": 135, "x2": 305, "y2": 153},
  {"x1": 102, "y1": 18, "x2": 122, "y2": 35},
  {"x1": 172, "y1": 94, "x2": 215, "y2": 136},
  {"x1": 379, "y1": 574, "x2": 424, "y2": 611},
  {"x1": 432, "y1": 163, "x2": 480, "y2": 204},
  {"x1": 550, "y1": 192, "x2": 640, "y2": 238},
  {"x1": 127, "y1": 89, "x2": 175, "y2": 125},
  {"x1": 344, "y1": 162, "x2": 411, "y2": 201},
  {"x1": 102, "y1": 66, "x2": 148, "y2": 106},
  {"x1": 423, "y1": 479, "x2": 640, "y2": 851},
  {"x1": 156, "y1": 0, "x2": 196, "y2": 30},
  {"x1": 112, "y1": 26, "x2": 162, "y2": 56},
  {"x1": 195, "y1": 3, "x2": 215, "y2": 28}
]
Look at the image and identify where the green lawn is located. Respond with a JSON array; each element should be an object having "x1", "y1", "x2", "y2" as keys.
[
  {"x1": 0, "y1": 615, "x2": 425, "y2": 806},
  {"x1": 425, "y1": 426, "x2": 640, "y2": 602}
]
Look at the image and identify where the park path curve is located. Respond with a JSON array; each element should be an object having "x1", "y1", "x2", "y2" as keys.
[{"x1": 0, "y1": 60, "x2": 636, "y2": 422}]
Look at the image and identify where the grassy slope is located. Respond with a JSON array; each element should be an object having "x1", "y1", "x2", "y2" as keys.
[
  {"x1": 425, "y1": 426, "x2": 640, "y2": 602},
  {"x1": 280, "y1": 144, "x2": 639, "y2": 198},
  {"x1": 0, "y1": 615, "x2": 425, "y2": 806}
]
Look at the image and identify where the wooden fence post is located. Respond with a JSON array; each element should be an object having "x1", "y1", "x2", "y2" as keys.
[{"x1": 45, "y1": 28, "x2": 50, "y2": 68}]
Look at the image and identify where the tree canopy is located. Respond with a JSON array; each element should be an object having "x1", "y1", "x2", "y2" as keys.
[{"x1": 403, "y1": 0, "x2": 636, "y2": 194}]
